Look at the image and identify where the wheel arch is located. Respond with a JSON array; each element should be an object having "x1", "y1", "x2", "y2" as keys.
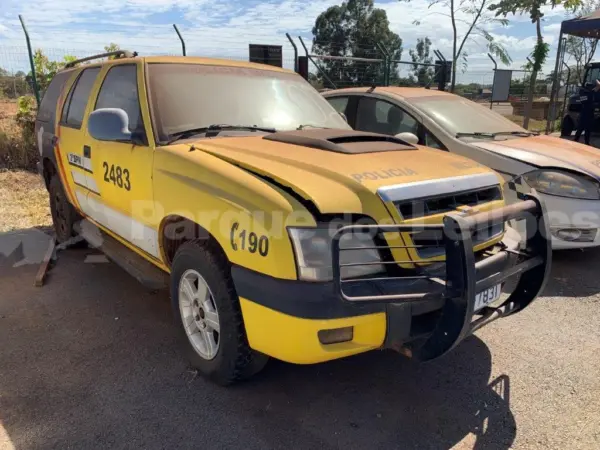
[
  {"x1": 159, "y1": 215, "x2": 229, "y2": 269},
  {"x1": 42, "y1": 157, "x2": 57, "y2": 190}
]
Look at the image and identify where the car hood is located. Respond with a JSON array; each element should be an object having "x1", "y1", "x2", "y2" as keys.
[
  {"x1": 471, "y1": 135, "x2": 600, "y2": 179},
  {"x1": 187, "y1": 134, "x2": 500, "y2": 214}
]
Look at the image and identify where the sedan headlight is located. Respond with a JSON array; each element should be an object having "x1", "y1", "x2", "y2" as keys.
[
  {"x1": 522, "y1": 170, "x2": 600, "y2": 200},
  {"x1": 288, "y1": 227, "x2": 385, "y2": 282}
]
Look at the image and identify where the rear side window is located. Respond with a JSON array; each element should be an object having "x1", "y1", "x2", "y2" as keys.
[
  {"x1": 61, "y1": 68, "x2": 101, "y2": 128},
  {"x1": 37, "y1": 71, "x2": 71, "y2": 124},
  {"x1": 95, "y1": 64, "x2": 143, "y2": 134}
]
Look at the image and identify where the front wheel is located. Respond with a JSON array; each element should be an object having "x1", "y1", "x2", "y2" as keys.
[{"x1": 170, "y1": 240, "x2": 268, "y2": 385}]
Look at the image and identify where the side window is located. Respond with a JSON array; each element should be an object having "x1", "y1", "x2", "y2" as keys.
[
  {"x1": 327, "y1": 96, "x2": 349, "y2": 115},
  {"x1": 61, "y1": 68, "x2": 101, "y2": 128},
  {"x1": 424, "y1": 130, "x2": 447, "y2": 150},
  {"x1": 38, "y1": 71, "x2": 71, "y2": 124},
  {"x1": 356, "y1": 97, "x2": 419, "y2": 136},
  {"x1": 95, "y1": 65, "x2": 143, "y2": 135}
]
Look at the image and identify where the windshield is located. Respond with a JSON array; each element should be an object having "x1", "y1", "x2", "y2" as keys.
[
  {"x1": 584, "y1": 66, "x2": 600, "y2": 85},
  {"x1": 410, "y1": 95, "x2": 526, "y2": 136},
  {"x1": 148, "y1": 63, "x2": 350, "y2": 142}
]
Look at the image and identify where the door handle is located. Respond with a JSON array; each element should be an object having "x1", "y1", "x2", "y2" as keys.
[{"x1": 83, "y1": 145, "x2": 91, "y2": 158}]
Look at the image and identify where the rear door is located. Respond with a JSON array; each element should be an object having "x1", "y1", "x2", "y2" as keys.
[
  {"x1": 81, "y1": 62, "x2": 159, "y2": 259},
  {"x1": 57, "y1": 67, "x2": 102, "y2": 210}
]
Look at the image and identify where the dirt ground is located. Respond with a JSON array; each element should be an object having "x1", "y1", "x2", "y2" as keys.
[{"x1": 0, "y1": 170, "x2": 51, "y2": 233}]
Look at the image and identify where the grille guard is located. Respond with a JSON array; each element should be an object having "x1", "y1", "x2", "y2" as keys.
[{"x1": 331, "y1": 193, "x2": 551, "y2": 361}]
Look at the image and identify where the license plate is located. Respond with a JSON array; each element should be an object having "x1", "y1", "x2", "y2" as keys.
[{"x1": 474, "y1": 284, "x2": 502, "y2": 312}]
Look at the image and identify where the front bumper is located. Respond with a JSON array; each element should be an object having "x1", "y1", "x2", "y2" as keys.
[
  {"x1": 540, "y1": 193, "x2": 600, "y2": 249},
  {"x1": 233, "y1": 195, "x2": 551, "y2": 364}
]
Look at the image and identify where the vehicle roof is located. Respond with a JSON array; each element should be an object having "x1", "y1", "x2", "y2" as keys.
[
  {"x1": 64, "y1": 55, "x2": 293, "y2": 74},
  {"x1": 323, "y1": 86, "x2": 454, "y2": 100}
]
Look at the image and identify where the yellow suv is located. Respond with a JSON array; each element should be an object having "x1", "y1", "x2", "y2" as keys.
[{"x1": 36, "y1": 51, "x2": 550, "y2": 385}]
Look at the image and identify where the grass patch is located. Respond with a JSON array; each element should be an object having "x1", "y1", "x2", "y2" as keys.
[
  {"x1": 0, "y1": 100, "x2": 38, "y2": 171},
  {"x1": 505, "y1": 114, "x2": 560, "y2": 133},
  {"x1": 0, "y1": 170, "x2": 51, "y2": 233}
]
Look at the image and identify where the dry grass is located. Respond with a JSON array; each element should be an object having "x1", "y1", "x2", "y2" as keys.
[
  {"x1": 0, "y1": 170, "x2": 51, "y2": 233},
  {"x1": 505, "y1": 114, "x2": 560, "y2": 133},
  {"x1": 0, "y1": 100, "x2": 38, "y2": 171}
]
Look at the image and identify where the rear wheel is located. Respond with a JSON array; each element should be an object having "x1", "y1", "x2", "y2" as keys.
[
  {"x1": 170, "y1": 240, "x2": 268, "y2": 385},
  {"x1": 49, "y1": 175, "x2": 79, "y2": 243}
]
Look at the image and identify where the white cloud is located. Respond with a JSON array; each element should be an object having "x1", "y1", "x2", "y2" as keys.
[{"x1": 0, "y1": 0, "x2": 566, "y2": 81}]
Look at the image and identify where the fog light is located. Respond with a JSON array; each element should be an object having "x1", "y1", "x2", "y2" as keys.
[
  {"x1": 318, "y1": 327, "x2": 353, "y2": 345},
  {"x1": 551, "y1": 227, "x2": 597, "y2": 242},
  {"x1": 556, "y1": 228, "x2": 582, "y2": 241}
]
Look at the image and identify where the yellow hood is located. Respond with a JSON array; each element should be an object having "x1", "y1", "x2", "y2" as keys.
[{"x1": 187, "y1": 134, "x2": 500, "y2": 213}]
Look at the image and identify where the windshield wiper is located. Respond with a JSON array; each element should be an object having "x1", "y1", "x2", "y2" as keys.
[
  {"x1": 456, "y1": 130, "x2": 538, "y2": 139},
  {"x1": 166, "y1": 124, "x2": 276, "y2": 144},
  {"x1": 297, "y1": 124, "x2": 329, "y2": 130}
]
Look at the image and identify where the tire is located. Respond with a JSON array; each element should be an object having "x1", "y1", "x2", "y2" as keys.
[
  {"x1": 170, "y1": 239, "x2": 268, "y2": 385},
  {"x1": 49, "y1": 175, "x2": 80, "y2": 243},
  {"x1": 561, "y1": 116, "x2": 574, "y2": 137}
]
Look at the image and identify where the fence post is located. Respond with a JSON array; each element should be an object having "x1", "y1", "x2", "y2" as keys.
[
  {"x1": 286, "y1": 33, "x2": 298, "y2": 73},
  {"x1": 488, "y1": 53, "x2": 497, "y2": 110},
  {"x1": 173, "y1": 24, "x2": 186, "y2": 56},
  {"x1": 19, "y1": 14, "x2": 40, "y2": 107},
  {"x1": 297, "y1": 36, "x2": 337, "y2": 89},
  {"x1": 377, "y1": 42, "x2": 390, "y2": 86},
  {"x1": 560, "y1": 61, "x2": 571, "y2": 128}
]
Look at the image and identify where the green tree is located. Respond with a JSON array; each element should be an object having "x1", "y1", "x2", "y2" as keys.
[
  {"x1": 312, "y1": 0, "x2": 403, "y2": 88},
  {"x1": 402, "y1": 0, "x2": 511, "y2": 92},
  {"x1": 490, "y1": 0, "x2": 581, "y2": 129},
  {"x1": 409, "y1": 37, "x2": 435, "y2": 86},
  {"x1": 104, "y1": 43, "x2": 121, "y2": 59},
  {"x1": 32, "y1": 49, "x2": 76, "y2": 93}
]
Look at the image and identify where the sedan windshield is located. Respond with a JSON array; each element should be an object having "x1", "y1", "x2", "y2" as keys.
[
  {"x1": 410, "y1": 95, "x2": 526, "y2": 137},
  {"x1": 148, "y1": 63, "x2": 350, "y2": 142}
]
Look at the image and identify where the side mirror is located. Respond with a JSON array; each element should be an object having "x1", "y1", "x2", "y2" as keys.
[
  {"x1": 339, "y1": 112, "x2": 348, "y2": 122},
  {"x1": 395, "y1": 132, "x2": 419, "y2": 145},
  {"x1": 88, "y1": 108, "x2": 133, "y2": 142}
]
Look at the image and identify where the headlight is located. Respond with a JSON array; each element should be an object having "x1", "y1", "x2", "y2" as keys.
[
  {"x1": 288, "y1": 227, "x2": 385, "y2": 282},
  {"x1": 522, "y1": 170, "x2": 600, "y2": 200}
]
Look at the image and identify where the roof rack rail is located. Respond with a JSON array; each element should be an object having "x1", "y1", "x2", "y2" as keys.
[{"x1": 63, "y1": 50, "x2": 137, "y2": 69}]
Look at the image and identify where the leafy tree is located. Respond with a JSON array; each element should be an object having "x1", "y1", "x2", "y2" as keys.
[
  {"x1": 409, "y1": 37, "x2": 435, "y2": 86},
  {"x1": 312, "y1": 0, "x2": 403, "y2": 88},
  {"x1": 32, "y1": 49, "x2": 76, "y2": 93},
  {"x1": 490, "y1": 0, "x2": 581, "y2": 129},
  {"x1": 402, "y1": 0, "x2": 511, "y2": 92},
  {"x1": 104, "y1": 43, "x2": 121, "y2": 59}
]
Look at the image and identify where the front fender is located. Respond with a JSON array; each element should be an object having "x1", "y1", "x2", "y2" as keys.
[{"x1": 152, "y1": 147, "x2": 316, "y2": 280}]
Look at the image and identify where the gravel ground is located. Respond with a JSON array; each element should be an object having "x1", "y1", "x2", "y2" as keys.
[{"x1": 0, "y1": 232, "x2": 599, "y2": 450}]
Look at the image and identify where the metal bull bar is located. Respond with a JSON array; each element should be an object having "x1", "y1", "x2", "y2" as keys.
[{"x1": 331, "y1": 193, "x2": 551, "y2": 361}]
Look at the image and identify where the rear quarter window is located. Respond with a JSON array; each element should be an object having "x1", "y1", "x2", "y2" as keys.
[{"x1": 37, "y1": 71, "x2": 72, "y2": 125}]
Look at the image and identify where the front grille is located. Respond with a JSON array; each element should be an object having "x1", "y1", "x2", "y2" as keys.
[
  {"x1": 411, "y1": 223, "x2": 504, "y2": 259},
  {"x1": 395, "y1": 186, "x2": 502, "y2": 220}
]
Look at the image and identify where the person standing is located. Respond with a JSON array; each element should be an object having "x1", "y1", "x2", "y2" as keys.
[{"x1": 574, "y1": 79, "x2": 600, "y2": 145}]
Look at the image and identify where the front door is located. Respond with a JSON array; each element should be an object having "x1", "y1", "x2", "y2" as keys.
[{"x1": 82, "y1": 62, "x2": 159, "y2": 259}]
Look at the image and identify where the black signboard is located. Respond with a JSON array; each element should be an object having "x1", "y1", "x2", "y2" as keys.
[{"x1": 249, "y1": 44, "x2": 283, "y2": 67}]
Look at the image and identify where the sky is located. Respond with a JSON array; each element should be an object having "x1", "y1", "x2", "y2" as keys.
[{"x1": 0, "y1": 0, "x2": 580, "y2": 84}]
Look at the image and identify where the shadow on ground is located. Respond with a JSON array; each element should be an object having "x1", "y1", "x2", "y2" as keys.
[
  {"x1": 541, "y1": 246, "x2": 600, "y2": 298},
  {"x1": 0, "y1": 244, "x2": 516, "y2": 450}
]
